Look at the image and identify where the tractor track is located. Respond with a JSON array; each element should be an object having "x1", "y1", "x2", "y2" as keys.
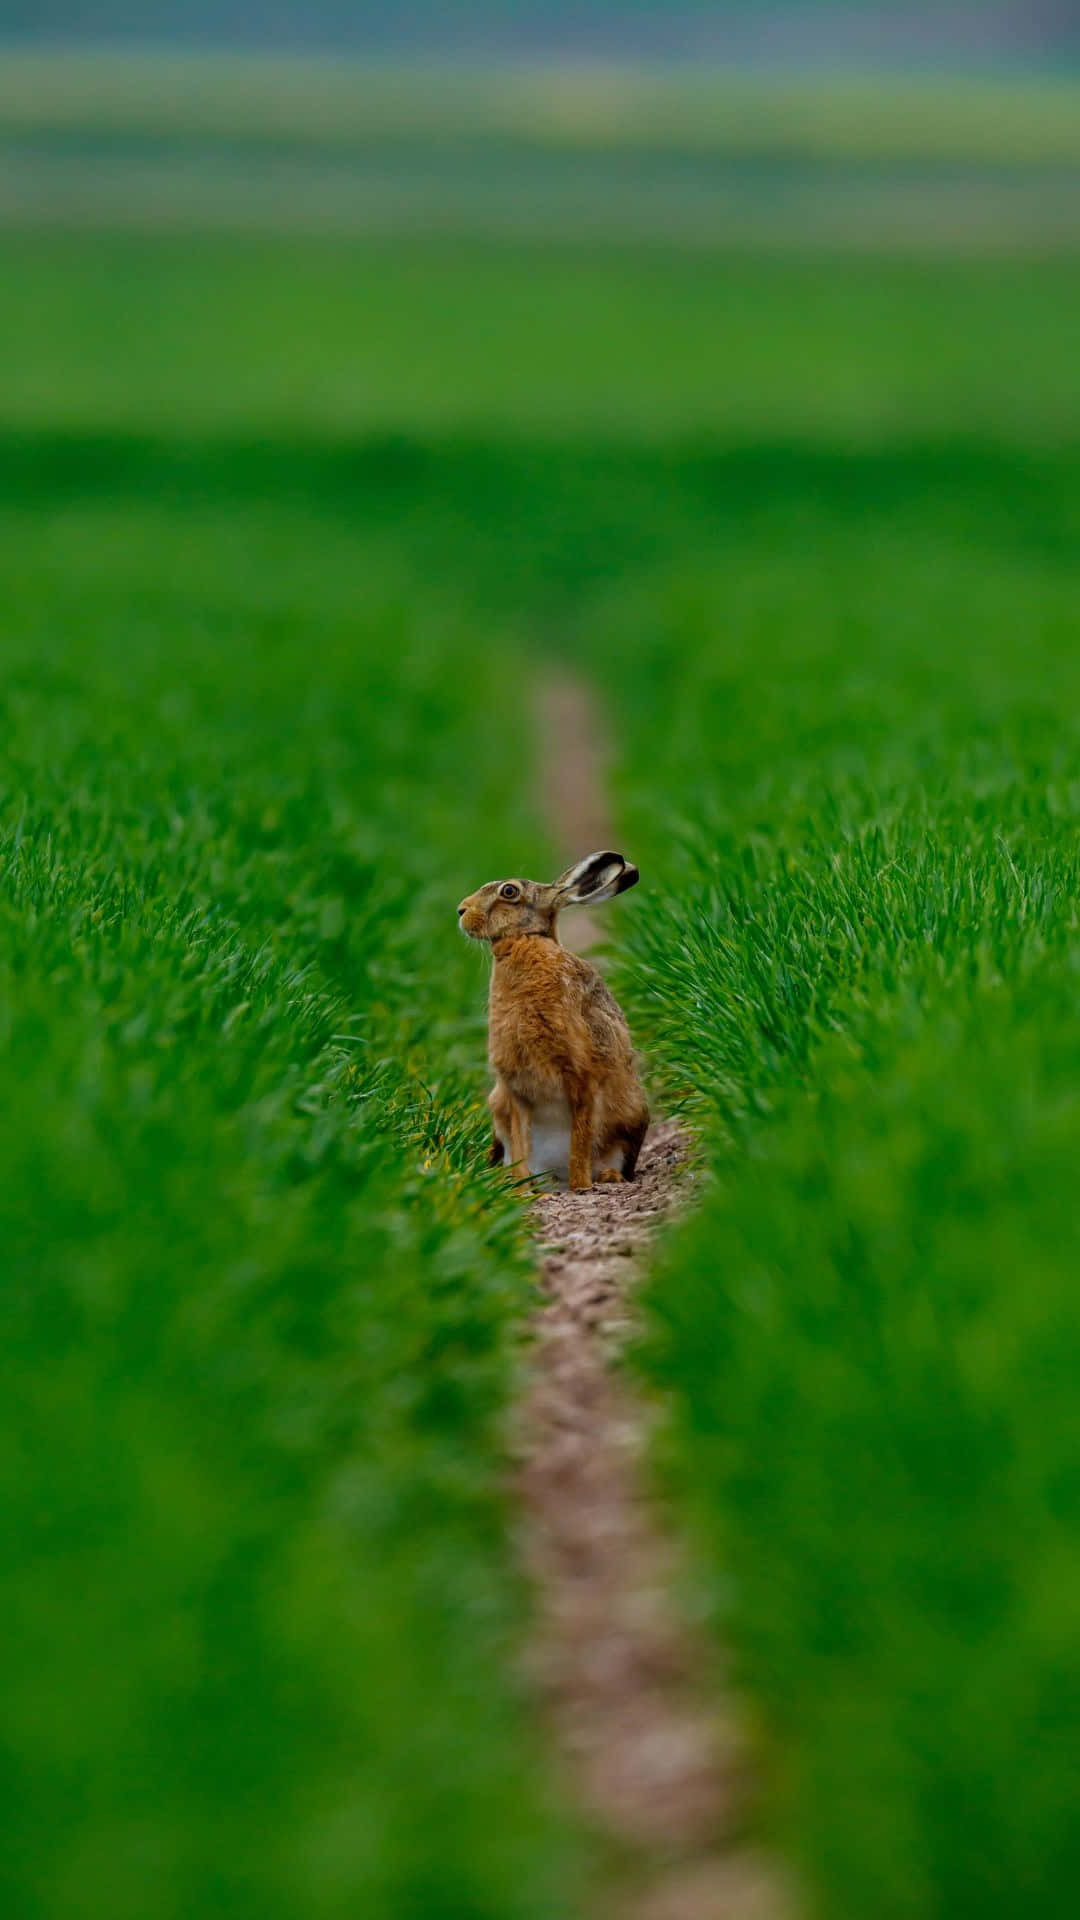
[{"x1": 513, "y1": 673, "x2": 793, "y2": 1920}]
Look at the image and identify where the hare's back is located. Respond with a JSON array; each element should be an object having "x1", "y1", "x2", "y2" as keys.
[{"x1": 571, "y1": 959, "x2": 633, "y2": 1062}]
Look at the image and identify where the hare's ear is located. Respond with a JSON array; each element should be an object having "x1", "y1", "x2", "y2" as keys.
[{"x1": 552, "y1": 850, "x2": 640, "y2": 907}]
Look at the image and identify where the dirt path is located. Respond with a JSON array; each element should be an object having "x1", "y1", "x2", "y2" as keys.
[
  {"x1": 533, "y1": 673, "x2": 614, "y2": 956},
  {"x1": 518, "y1": 673, "x2": 793, "y2": 1920}
]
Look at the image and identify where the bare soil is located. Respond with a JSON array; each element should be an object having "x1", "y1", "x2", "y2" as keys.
[{"x1": 518, "y1": 675, "x2": 794, "y2": 1919}]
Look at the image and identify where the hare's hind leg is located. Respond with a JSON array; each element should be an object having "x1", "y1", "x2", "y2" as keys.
[
  {"x1": 596, "y1": 1109, "x2": 648, "y2": 1183},
  {"x1": 488, "y1": 1080, "x2": 511, "y2": 1167},
  {"x1": 620, "y1": 1109, "x2": 649, "y2": 1182}
]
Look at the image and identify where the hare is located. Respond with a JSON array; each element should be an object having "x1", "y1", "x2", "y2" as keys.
[{"x1": 458, "y1": 850, "x2": 649, "y2": 1190}]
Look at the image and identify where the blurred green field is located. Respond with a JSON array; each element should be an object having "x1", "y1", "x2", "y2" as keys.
[
  {"x1": 4, "y1": 233, "x2": 1080, "y2": 442},
  {"x1": 596, "y1": 482, "x2": 1080, "y2": 1915},
  {"x1": 3, "y1": 192, "x2": 1080, "y2": 1919},
  {"x1": 3, "y1": 52, "x2": 1079, "y2": 250},
  {"x1": 0, "y1": 376, "x2": 586, "y2": 1913},
  {"x1": 5, "y1": 52, "x2": 1080, "y2": 162}
]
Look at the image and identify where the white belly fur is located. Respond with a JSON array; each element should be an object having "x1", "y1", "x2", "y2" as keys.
[
  {"x1": 529, "y1": 1099, "x2": 572, "y2": 1179},
  {"x1": 496, "y1": 1097, "x2": 622, "y2": 1184}
]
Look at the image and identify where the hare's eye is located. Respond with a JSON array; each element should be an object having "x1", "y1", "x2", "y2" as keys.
[{"x1": 499, "y1": 883, "x2": 520, "y2": 901}]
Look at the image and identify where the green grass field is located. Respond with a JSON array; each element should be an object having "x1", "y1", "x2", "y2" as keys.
[
  {"x1": 3, "y1": 71, "x2": 1080, "y2": 1918},
  {"x1": 0, "y1": 416, "x2": 593, "y2": 1917},
  {"x1": 600, "y1": 467, "x2": 1080, "y2": 1915}
]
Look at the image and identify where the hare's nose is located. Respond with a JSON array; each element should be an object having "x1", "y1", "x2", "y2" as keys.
[{"x1": 457, "y1": 903, "x2": 467, "y2": 918}]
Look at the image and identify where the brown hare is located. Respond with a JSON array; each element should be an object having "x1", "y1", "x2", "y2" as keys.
[{"x1": 458, "y1": 850, "x2": 649, "y2": 1190}]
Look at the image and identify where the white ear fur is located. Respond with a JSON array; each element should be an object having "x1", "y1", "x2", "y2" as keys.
[{"x1": 553, "y1": 850, "x2": 639, "y2": 906}]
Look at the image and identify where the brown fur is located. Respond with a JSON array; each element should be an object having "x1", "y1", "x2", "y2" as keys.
[{"x1": 458, "y1": 853, "x2": 649, "y2": 1190}]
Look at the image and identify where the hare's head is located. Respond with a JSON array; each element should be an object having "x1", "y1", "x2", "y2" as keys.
[{"x1": 457, "y1": 850, "x2": 639, "y2": 944}]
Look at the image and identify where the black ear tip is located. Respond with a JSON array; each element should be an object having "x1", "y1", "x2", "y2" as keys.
[{"x1": 615, "y1": 865, "x2": 640, "y2": 894}]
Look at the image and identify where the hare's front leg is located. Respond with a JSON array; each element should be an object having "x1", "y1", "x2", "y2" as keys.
[
  {"x1": 567, "y1": 1083, "x2": 594, "y2": 1191},
  {"x1": 509, "y1": 1097, "x2": 533, "y2": 1174}
]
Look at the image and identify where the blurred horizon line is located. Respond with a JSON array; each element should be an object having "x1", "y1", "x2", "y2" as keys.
[
  {"x1": 3, "y1": 40, "x2": 1079, "y2": 254},
  {"x1": 3, "y1": 2, "x2": 1080, "y2": 74}
]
